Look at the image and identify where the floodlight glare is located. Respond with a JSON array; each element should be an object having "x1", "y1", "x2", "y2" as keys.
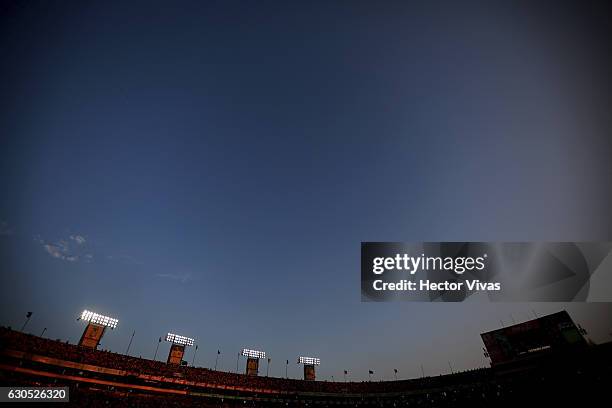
[
  {"x1": 80, "y1": 310, "x2": 118, "y2": 329},
  {"x1": 166, "y1": 333, "x2": 195, "y2": 347},
  {"x1": 241, "y1": 348, "x2": 265, "y2": 359},
  {"x1": 299, "y1": 356, "x2": 321, "y2": 365}
]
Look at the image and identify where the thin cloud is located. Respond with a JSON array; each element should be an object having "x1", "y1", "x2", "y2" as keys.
[
  {"x1": 43, "y1": 243, "x2": 79, "y2": 262},
  {"x1": 70, "y1": 235, "x2": 86, "y2": 245},
  {"x1": 37, "y1": 233, "x2": 93, "y2": 263}
]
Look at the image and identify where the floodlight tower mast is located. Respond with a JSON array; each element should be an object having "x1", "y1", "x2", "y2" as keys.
[
  {"x1": 165, "y1": 333, "x2": 195, "y2": 365},
  {"x1": 78, "y1": 310, "x2": 118, "y2": 350},
  {"x1": 298, "y1": 356, "x2": 320, "y2": 380},
  {"x1": 241, "y1": 349, "x2": 265, "y2": 376}
]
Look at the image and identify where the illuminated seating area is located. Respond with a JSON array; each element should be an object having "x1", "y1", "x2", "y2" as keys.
[{"x1": 1, "y1": 327, "x2": 610, "y2": 407}]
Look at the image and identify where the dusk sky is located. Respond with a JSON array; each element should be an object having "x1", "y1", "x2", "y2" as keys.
[{"x1": 1, "y1": 1, "x2": 611, "y2": 381}]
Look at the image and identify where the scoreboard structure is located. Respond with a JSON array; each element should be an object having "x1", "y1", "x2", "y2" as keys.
[
  {"x1": 481, "y1": 311, "x2": 586, "y2": 366},
  {"x1": 78, "y1": 310, "x2": 118, "y2": 350},
  {"x1": 166, "y1": 333, "x2": 195, "y2": 365},
  {"x1": 298, "y1": 356, "x2": 320, "y2": 380},
  {"x1": 242, "y1": 348, "x2": 265, "y2": 376}
]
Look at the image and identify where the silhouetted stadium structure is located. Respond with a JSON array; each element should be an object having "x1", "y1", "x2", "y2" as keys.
[
  {"x1": 0, "y1": 311, "x2": 609, "y2": 407},
  {"x1": 481, "y1": 311, "x2": 587, "y2": 366}
]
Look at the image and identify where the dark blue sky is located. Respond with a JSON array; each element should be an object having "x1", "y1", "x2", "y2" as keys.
[{"x1": 1, "y1": 1, "x2": 611, "y2": 380}]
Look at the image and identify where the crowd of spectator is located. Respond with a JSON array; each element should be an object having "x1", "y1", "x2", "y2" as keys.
[
  {"x1": 0, "y1": 327, "x2": 494, "y2": 394},
  {"x1": 1, "y1": 326, "x2": 610, "y2": 407}
]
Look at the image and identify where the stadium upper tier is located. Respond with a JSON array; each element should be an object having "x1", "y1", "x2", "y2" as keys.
[
  {"x1": 1, "y1": 327, "x2": 610, "y2": 407},
  {"x1": 0, "y1": 327, "x2": 492, "y2": 394}
]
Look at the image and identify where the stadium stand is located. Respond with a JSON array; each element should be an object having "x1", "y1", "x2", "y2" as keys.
[{"x1": 1, "y1": 326, "x2": 610, "y2": 406}]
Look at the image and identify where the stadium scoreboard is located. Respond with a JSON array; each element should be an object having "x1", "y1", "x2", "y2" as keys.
[{"x1": 481, "y1": 311, "x2": 586, "y2": 365}]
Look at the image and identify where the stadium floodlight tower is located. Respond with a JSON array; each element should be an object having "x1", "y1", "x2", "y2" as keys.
[
  {"x1": 241, "y1": 348, "x2": 265, "y2": 376},
  {"x1": 298, "y1": 356, "x2": 321, "y2": 380},
  {"x1": 165, "y1": 333, "x2": 195, "y2": 365},
  {"x1": 78, "y1": 310, "x2": 118, "y2": 350}
]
